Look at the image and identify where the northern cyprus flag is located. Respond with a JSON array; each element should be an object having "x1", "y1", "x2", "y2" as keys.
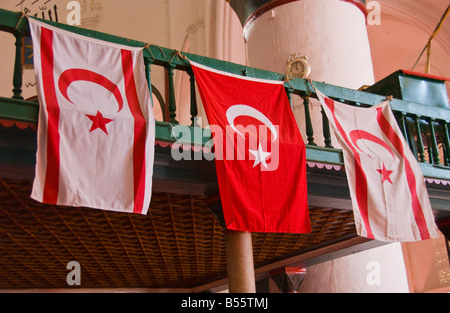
[
  {"x1": 316, "y1": 88, "x2": 439, "y2": 242},
  {"x1": 29, "y1": 18, "x2": 155, "y2": 214}
]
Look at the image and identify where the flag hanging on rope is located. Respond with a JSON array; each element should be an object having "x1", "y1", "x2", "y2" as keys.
[
  {"x1": 29, "y1": 18, "x2": 155, "y2": 214},
  {"x1": 191, "y1": 61, "x2": 310, "y2": 233},
  {"x1": 315, "y1": 88, "x2": 440, "y2": 241}
]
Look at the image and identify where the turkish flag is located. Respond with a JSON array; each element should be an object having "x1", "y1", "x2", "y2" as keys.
[
  {"x1": 191, "y1": 62, "x2": 310, "y2": 233},
  {"x1": 316, "y1": 88, "x2": 440, "y2": 241},
  {"x1": 29, "y1": 18, "x2": 155, "y2": 214}
]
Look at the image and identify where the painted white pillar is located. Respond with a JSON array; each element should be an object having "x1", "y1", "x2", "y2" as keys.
[
  {"x1": 244, "y1": 0, "x2": 375, "y2": 147},
  {"x1": 244, "y1": 0, "x2": 374, "y2": 88}
]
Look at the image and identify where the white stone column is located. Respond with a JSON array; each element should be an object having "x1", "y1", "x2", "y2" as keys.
[{"x1": 244, "y1": 0, "x2": 375, "y2": 147}]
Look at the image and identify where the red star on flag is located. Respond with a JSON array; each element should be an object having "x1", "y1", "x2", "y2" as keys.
[
  {"x1": 86, "y1": 111, "x2": 113, "y2": 134},
  {"x1": 377, "y1": 163, "x2": 394, "y2": 184}
]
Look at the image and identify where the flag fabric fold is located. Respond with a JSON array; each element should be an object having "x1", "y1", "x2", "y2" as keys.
[
  {"x1": 191, "y1": 62, "x2": 310, "y2": 233},
  {"x1": 29, "y1": 18, "x2": 155, "y2": 214},
  {"x1": 315, "y1": 88, "x2": 439, "y2": 242}
]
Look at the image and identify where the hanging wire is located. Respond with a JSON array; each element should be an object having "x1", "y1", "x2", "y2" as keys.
[
  {"x1": 14, "y1": 11, "x2": 26, "y2": 32},
  {"x1": 411, "y1": 4, "x2": 450, "y2": 73}
]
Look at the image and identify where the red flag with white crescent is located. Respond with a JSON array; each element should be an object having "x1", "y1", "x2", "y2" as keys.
[
  {"x1": 29, "y1": 18, "x2": 155, "y2": 214},
  {"x1": 191, "y1": 62, "x2": 310, "y2": 233},
  {"x1": 316, "y1": 88, "x2": 439, "y2": 241}
]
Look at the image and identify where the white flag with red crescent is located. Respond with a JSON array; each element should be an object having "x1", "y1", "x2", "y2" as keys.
[
  {"x1": 29, "y1": 18, "x2": 154, "y2": 214},
  {"x1": 316, "y1": 88, "x2": 439, "y2": 242}
]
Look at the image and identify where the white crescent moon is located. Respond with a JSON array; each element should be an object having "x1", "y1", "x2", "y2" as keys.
[{"x1": 226, "y1": 104, "x2": 278, "y2": 142}]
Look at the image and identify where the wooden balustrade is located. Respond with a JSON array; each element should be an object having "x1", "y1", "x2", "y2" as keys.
[{"x1": 1, "y1": 8, "x2": 449, "y2": 181}]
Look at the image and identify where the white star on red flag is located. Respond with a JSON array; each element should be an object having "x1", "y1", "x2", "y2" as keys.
[{"x1": 249, "y1": 144, "x2": 271, "y2": 169}]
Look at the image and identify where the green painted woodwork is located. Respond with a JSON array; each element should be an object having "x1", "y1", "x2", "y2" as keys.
[
  {"x1": 12, "y1": 31, "x2": 24, "y2": 100},
  {"x1": 364, "y1": 70, "x2": 449, "y2": 109},
  {"x1": 1, "y1": 8, "x2": 450, "y2": 184},
  {"x1": 0, "y1": 96, "x2": 38, "y2": 123}
]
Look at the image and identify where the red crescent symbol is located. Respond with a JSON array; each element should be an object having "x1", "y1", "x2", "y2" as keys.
[
  {"x1": 349, "y1": 129, "x2": 395, "y2": 160},
  {"x1": 58, "y1": 69, "x2": 123, "y2": 112}
]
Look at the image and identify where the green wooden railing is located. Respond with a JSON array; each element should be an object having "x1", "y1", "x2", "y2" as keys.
[{"x1": 1, "y1": 9, "x2": 450, "y2": 181}]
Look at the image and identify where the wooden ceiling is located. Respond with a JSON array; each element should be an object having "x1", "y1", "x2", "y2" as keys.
[{"x1": 0, "y1": 178, "x2": 357, "y2": 291}]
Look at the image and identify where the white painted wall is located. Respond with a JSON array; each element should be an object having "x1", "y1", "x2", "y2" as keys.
[{"x1": 297, "y1": 243, "x2": 410, "y2": 293}]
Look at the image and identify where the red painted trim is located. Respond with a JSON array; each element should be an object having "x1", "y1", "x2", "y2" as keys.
[
  {"x1": 344, "y1": 0, "x2": 368, "y2": 18},
  {"x1": 400, "y1": 69, "x2": 450, "y2": 82},
  {"x1": 0, "y1": 119, "x2": 36, "y2": 130},
  {"x1": 244, "y1": 0, "x2": 368, "y2": 40},
  {"x1": 41, "y1": 27, "x2": 60, "y2": 205},
  {"x1": 121, "y1": 49, "x2": 147, "y2": 214}
]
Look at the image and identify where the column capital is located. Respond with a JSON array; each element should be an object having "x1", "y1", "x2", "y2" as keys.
[{"x1": 237, "y1": 0, "x2": 368, "y2": 40}]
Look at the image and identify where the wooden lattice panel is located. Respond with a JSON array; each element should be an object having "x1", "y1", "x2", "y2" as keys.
[{"x1": 0, "y1": 179, "x2": 356, "y2": 289}]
